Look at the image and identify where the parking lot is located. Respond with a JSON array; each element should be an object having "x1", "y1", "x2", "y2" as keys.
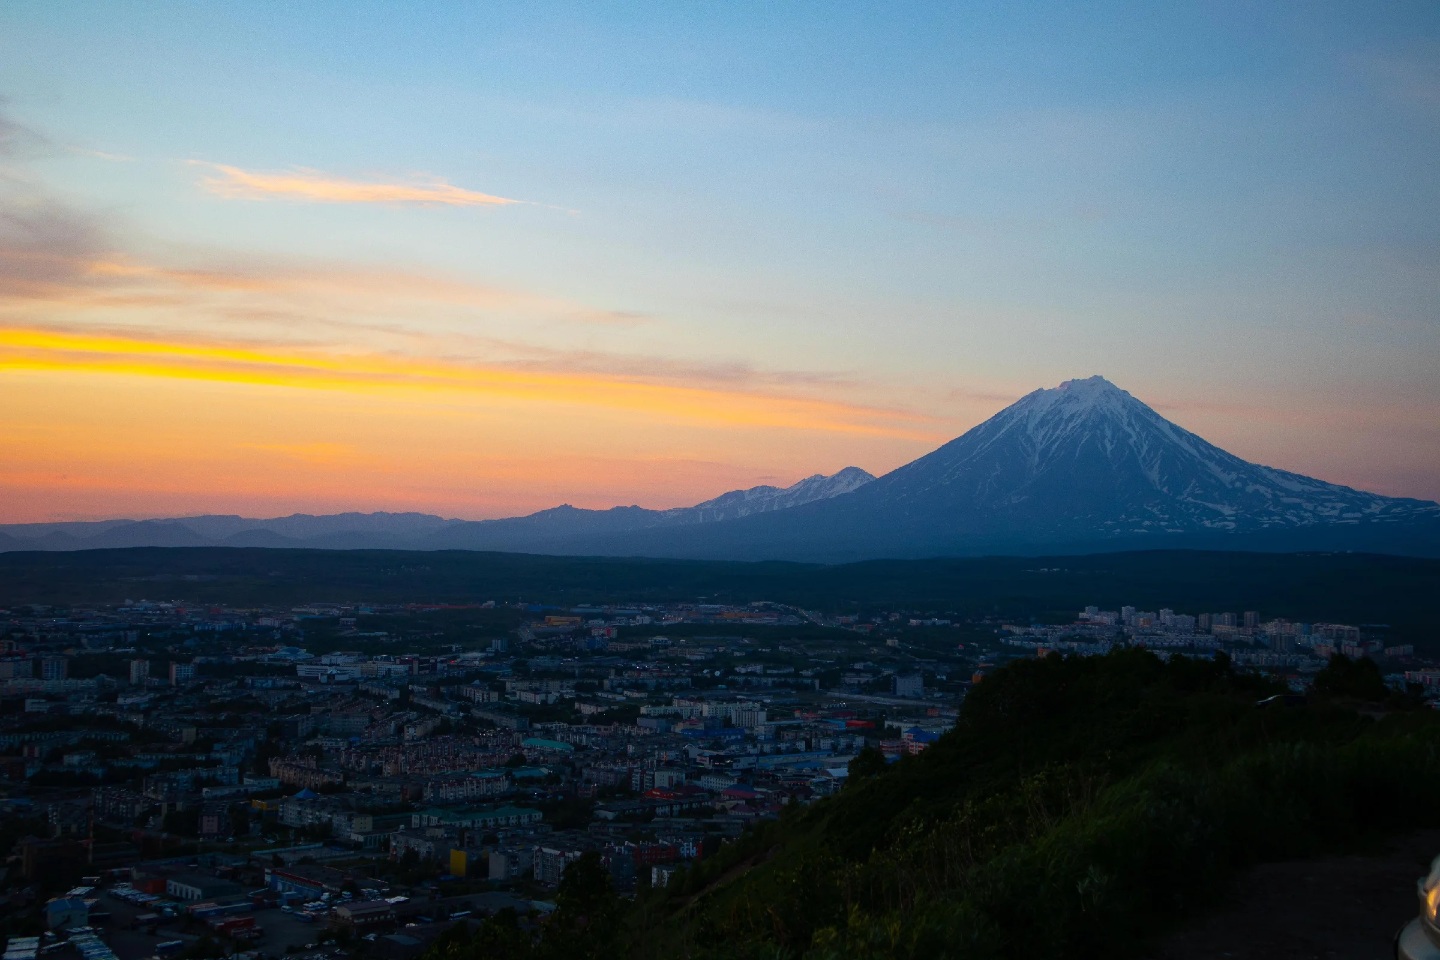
[
  {"x1": 63, "y1": 877, "x2": 537, "y2": 960},
  {"x1": 91, "y1": 888, "x2": 344, "y2": 960}
]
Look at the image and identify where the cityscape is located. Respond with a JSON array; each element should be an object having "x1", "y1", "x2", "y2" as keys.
[{"x1": 1, "y1": 584, "x2": 1434, "y2": 959}]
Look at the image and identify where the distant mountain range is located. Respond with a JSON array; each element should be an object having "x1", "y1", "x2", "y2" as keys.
[
  {"x1": 0, "y1": 466, "x2": 877, "y2": 554},
  {"x1": 4, "y1": 377, "x2": 1437, "y2": 560}
]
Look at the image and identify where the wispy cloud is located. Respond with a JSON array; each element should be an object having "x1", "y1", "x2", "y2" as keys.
[
  {"x1": 72, "y1": 148, "x2": 134, "y2": 163},
  {"x1": 0, "y1": 190, "x2": 891, "y2": 408},
  {"x1": 194, "y1": 162, "x2": 523, "y2": 207},
  {"x1": 80, "y1": 255, "x2": 643, "y2": 324},
  {"x1": 0, "y1": 243, "x2": 909, "y2": 432},
  {"x1": 0, "y1": 190, "x2": 637, "y2": 326},
  {"x1": 0, "y1": 325, "x2": 940, "y2": 440},
  {"x1": 0, "y1": 99, "x2": 46, "y2": 159},
  {"x1": 0, "y1": 112, "x2": 20, "y2": 158},
  {"x1": 0, "y1": 198, "x2": 111, "y2": 301},
  {"x1": 0, "y1": 106, "x2": 943, "y2": 468}
]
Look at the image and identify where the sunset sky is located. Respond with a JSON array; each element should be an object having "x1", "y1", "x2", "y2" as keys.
[{"x1": 2, "y1": 2, "x2": 1438, "y2": 522}]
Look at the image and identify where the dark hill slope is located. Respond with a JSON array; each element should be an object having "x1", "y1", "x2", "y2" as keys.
[{"x1": 628, "y1": 652, "x2": 1440, "y2": 960}]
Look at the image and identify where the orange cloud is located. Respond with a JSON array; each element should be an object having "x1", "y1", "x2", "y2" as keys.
[
  {"x1": 0, "y1": 213, "x2": 888, "y2": 410},
  {"x1": 194, "y1": 163, "x2": 522, "y2": 207},
  {"x1": 0, "y1": 325, "x2": 940, "y2": 440}
]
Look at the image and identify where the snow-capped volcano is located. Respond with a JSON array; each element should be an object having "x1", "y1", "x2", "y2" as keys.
[{"x1": 863, "y1": 375, "x2": 1436, "y2": 537}]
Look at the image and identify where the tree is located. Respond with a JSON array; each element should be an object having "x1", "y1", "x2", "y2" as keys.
[
  {"x1": 555, "y1": 852, "x2": 612, "y2": 915},
  {"x1": 1314, "y1": 653, "x2": 1389, "y2": 701},
  {"x1": 847, "y1": 745, "x2": 887, "y2": 783},
  {"x1": 423, "y1": 911, "x2": 531, "y2": 960},
  {"x1": 532, "y1": 853, "x2": 623, "y2": 960}
]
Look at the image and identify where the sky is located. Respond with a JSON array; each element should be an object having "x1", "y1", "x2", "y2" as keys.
[{"x1": 1, "y1": 1, "x2": 1437, "y2": 522}]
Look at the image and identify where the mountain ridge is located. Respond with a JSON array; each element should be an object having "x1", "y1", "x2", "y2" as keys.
[
  {"x1": 3, "y1": 377, "x2": 1436, "y2": 559},
  {"x1": 0, "y1": 466, "x2": 877, "y2": 553}
]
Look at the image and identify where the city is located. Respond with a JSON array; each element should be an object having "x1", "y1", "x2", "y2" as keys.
[{"x1": 1, "y1": 586, "x2": 1432, "y2": 960}]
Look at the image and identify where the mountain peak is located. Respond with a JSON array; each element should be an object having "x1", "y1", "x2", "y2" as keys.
[
  {"x1": 687, "y1": 467, "x2": 876, "y2": 521},
  {"x1": 1020, "y1": 375, "x2": 1137, "y2": 410},
  {"x1": 1054, "y1": 374, "x2": 1124, "y2": 395},
  {"x1": 859, "y1": 375, "x2": 1439, "y2": 546},
  {"x1": 1058, "y1": 374, "x2": 1115, "y2": 388},
  {"x1": 831, "y1": 465, "x2": 878, "y2": 482},
  {"x1": 982, "y1": 377, "x2": 1157, "y2": 448}
]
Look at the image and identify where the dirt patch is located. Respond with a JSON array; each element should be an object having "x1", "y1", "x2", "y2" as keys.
[{"x1": 1149, "y1": 830, "x2": 1440, "y2": 960}]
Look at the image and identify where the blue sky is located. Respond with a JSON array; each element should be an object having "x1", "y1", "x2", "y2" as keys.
[{"x1": 1, "y1": 2, "x2": 1437, "y2": 520}]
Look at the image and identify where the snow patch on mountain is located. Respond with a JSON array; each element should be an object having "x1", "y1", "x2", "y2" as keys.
[{"x1": 678, "y1": 466, "x2": 875, "y2": 523}]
